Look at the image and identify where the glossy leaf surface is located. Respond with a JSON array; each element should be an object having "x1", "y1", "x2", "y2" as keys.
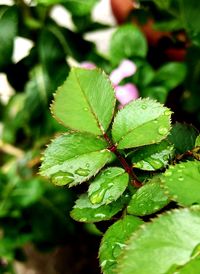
[
  {"x1": 88, "y1": 167, "x2": 129, "y2": 205},
  {"x1": 132, "y1": 140, "x2": 174, "y2": 171},
  {"x1": 51, "y1": 68, "x2": 116, "y2": 135},
  {"x1": 70, "y1": 194, "x2": 129, "y2": 223},
  {"x1": 112, "y1": 98, "x2": 172, "y2": 149},
  {"x1": 161, "y1": 161, "x2": 200, "y2": 206},
  {"x1": 99, "y1": 215, "x2": 143, "y2": 274},
  {"x1": 40, "y1": 132, "x2": 114, "y2": 186},
  {"x1": 118, "y1": 207, "x2": 200, "y2": 274},
  {"x1": 127, "y1": 176, "x2": 169, "y2": 216}
]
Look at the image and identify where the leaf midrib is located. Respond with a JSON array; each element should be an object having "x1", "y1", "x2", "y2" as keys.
[{"x1": 73, "y1": 69, "x2": 104, "y2": 135}]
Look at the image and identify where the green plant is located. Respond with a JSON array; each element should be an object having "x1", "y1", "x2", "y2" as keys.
[{"x1": 40, "y1": 67, "x2": 200, "y2": 274}]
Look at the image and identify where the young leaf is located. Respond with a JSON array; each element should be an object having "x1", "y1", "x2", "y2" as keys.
[
  {"x1": 112, "y1": 98, "x2": 172, "y2": 149},
  {"x1": 110, "y1": 24, "x2": 147, "y2": 65},
  {"x1": 51, "y1": 68, "x2": 116, "y2": 135},
  {"x1": 40, "y1": 132, "x2": 114, "y2": 187},
  {"x1": 131, "y1": 140, "x2": 174, "y2": 171},
  {"x1": 127, "y1": 176, "x2": 169, "y2": 216},
  {"x1": 99, "y1": 215, "x2": 143, "y2": 274},
  {"x1": 117, "y1": 207, "x2": 200, "y2": 274},
  {"x1": 70, "y1": 193, "x2": 129, "y2": 223},
  {"x1": 161, "y1": 161, "x2": 200, "y2": 206},
  {"x1": 168, "y1": 122, "x2": 199, "y2": 154},
  {"x1": 88, "y1": 167, "x2": 129, "y2": 206}
]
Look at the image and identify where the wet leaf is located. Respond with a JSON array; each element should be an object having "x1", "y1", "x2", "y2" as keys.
[
  {"x1": 51, "y1": 68, "x2": 116, "y2": 135},
  {"x1": 99, "y1": 215, "x2": 143, "y2": 274},
  {"x1": 117, "y1": 207, "x2": 200, "y2": 274},
  {"x1": 70, "y1": 193, "x2": 130, "y2": 222},
  {"x1": 132, "y1": 140, "x2": 174, "y2": 171},
  {"x1": 40, "y1": 132, "x2": 114, "y2": 186},
  {"x1": 112, "y1": 98, "x2": 172, "y2": 149},
  {"x1": 127, "y1": 176, "x2": 169, "y2": 216},
  {"x1": 88, "y1": 167, "x2": 129, "y2": 205},
  {"x1": 161, "y1": 161, "x2": 200, "y2": 206}
]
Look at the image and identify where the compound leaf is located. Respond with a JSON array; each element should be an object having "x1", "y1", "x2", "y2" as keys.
[
  {"x1": 88, "y1": 167, "x2": 129, "y2": 206},
  {"x1": 117, "y1": 207, "x2": 200, "y2": 274},
  {"x1": 99, "y1": 215, "x2": 143, "y2": 274},
  {"x1": 51, "y1": 68, "x2": 116, "y2": 135},
  {"x1": 112, "y1": 98, "x2": 172, "y2": 149},
  {"x1": 40, "y1": 132, "x2": 114, "y2": 186}
]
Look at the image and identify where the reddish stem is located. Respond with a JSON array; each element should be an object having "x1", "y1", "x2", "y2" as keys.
[{"x1": 103, "y1": 133, "x2": 142, "y2": 188}]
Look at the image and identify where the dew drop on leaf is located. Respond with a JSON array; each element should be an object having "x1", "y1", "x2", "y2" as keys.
[
  {"x1": 141, "y1": 104, "x2": 147, "y2": 110},
  {"x1": 164, "y1": 110, "x2": 171, "y2": 116},
  {"x1": 90, "y1": 189, "x2": 106, "y2": 204},
  {"x1": 178, "y1": 176, "x2": 184, "y2": 181},
  {"x1": 164, "y1": 170, "x2": 172, "y2": 176},
  {"x1": 51, "y1": 171, "x2": 74, "y2": 185},
  {"x1": 158, "y1": 126, "x2": 168, "y2": 135},
  {"x1": 94, "y1": 213, "x2": 106, "y2": 218},
  {"x1": 112, "y1": 243, "x2": 126, "y2": 258},
  {"x1": 75, "y1": 168, "x2": 90, "y2": 176}
]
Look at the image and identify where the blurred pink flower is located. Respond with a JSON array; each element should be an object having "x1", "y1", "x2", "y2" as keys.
[
  {"x1": 80, "y1": 59, "x2": 139, "y2": 107},
  {"x1": 110, "y1": 59, "x2": 137, "y2": 86},
  {"x1": 115, "y1": 83, "x2": 139, "y2": 107},
  {"x1": 80, "y1": 62, "x2": 96, "y2": 69}
]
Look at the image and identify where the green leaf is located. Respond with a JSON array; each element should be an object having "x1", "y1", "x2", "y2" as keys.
[
  {"x1": 110, "y1": 24, "x2": 147, "y2": 65},
  {"x1": 127, "y1": 176, "x2": 169, "y2": 216},
  {"x1": 38, "y1": 28, "x2": 69, "y2": 92},
  {"x1": 51, "y1": 68, "x2": 116, "y2": 135},
  {"x1": 161, "y1": 161, "x2": 200, "y2": 206},
  {"x1": 40, "y1": 132, "x2": 114, "y2": 186},
  {"x1": 88, "y1": 167, "x2": 129, "y2": 205},
  {"x1": 99, "y1": 215, "x2": 143, "y2": 274},
  {"x1": 70, "y1": 193, "x2": 129, "y2": 222},
  {"x1": 151, "y1": 62, "x2": 186, "y2": 91},
  {"x1": 175, "y1": 257, "x2": 200, "y2": 274},
  {"x1": 195, "y1": 135, "x2": 200, "y2": 147},
  {"x1": 0, "y1": 7, "x2": 18, "y2": 69},
  {"x1": 132, "y1": 140, "x2": 174, "y2": 171},
  {"x1": 10, "y1": 179, "x2": 44, "y2": 208},
  {"x1": 117, "y1": 207, "x2": 200, "y2": 274},
  {"x1": 168, "y1": 123, "x2": 199, "y2": 154},
  {"x1": 112, "y1": 98, "x2": 172, "y2": 149},
  {"x1": 152, "y1": 0, "x2": 171, "y2": 9},
  {"x1": 142, "y1": 86, "x2": 168, "y2": 103},
  {"x1": 64, "y1": 0, "x2": 98, "y2": 16}
]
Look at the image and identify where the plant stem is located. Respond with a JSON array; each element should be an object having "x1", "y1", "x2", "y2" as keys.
[{"x1": 103, "y1": 133, "x2": 142, "y2": 188}]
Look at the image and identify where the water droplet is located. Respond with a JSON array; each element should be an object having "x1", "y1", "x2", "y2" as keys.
[
  {"x1": 112, "y1": 243, "x2": 126, "y2": 258},
  {"x1": 148, "y1": 159, "x2": 163, "y2": 170},
  {"x1": 84, "y1": 107, "x2": 88, "y2": 111},
  {"x1": 179, "y1": 164, "x2": 185, "y2": 169},
  {"x1": 178, "y1": 176, "x2": 184, "y2": 181},
  {"x1": 177, "y1": 169, "x2": 182, "y2": 173},
  {"x1": 75, "y1": 168, "x2": 90, "y2": 176},
  {"x1": 86, "y1": 163, "x2": 90, "y2": 168},
  {"x1": 94, "y1": 213, "x2": 106, "y2": 218},
  {"x1": 164, "y1": 109, "x2": 171, "y2": 116},
  {"x1": 158, "y1": 127, "x2": 168, "y2": 135},
  {"x1": 52, "y1": 171, "x2": 74, "y2": 186},
  {"x1": 101, "y1": 260, "x2": 107, "y2": 268},
  {"x1": 153, "y1": 119, "x2": 158, "y2": 124},
  {"x1": 141, "y1": 104, "x2": 147, "y2": 110},
  {"x1": 164, "y1": 170, "x2": 172, "y2": 176},
  {"x1": 108, "y1": 183, "x2": 114, "y2": 187},
  {"x1": 90, "y1": 189, "x2": 106, "y2": 204},
  {"x1": 80, "y1": 218, "x2": 87, "y2": 222}
]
